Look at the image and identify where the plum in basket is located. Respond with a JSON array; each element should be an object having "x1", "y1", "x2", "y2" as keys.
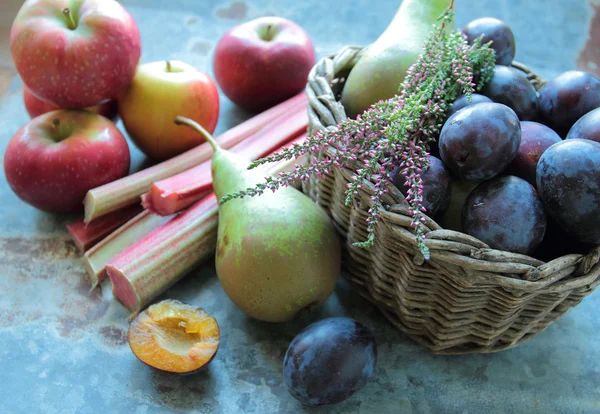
[
  {"x1": 481, "y1": 65, "x2": 539, "y2": 121},
  {"x1": 439, "y1": 102, "x2": 521, "y2": 181},
  {"x1": 506, "y1": 121, "x2": 562, "y2": 186},
  {"x1": 538, "y1": 70, "x2": 600, "y2": 135},
  {"x1": 462, "y1": 175, "x2": 547, "y2": 255},
  {"x1": 536, "y1": 139, "x2": 600, "y2": 244},
  {"x1": 447, "y1": 93, "x2": 493, "y2": 118},
  {"x1": 566, "y1": 107, "x2": 600, "y2": 143},
  {"x1": 462, "y1": 17, "x2": 516, "y2": 65}
]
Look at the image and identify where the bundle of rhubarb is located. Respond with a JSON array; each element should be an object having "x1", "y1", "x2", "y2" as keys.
[{"x1": 68, "y1": 93, "x2": 310, "y2": 315}]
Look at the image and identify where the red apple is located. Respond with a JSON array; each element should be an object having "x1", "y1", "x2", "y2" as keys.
[
  {"x1": 118, "y1": 60, "x2": 220, "y2": 161},
  {"x1": 4, "y1": 110, "x2": 130, "y2": 213},
  {"x1": 213, "y1": 16, "x2": 315, "y2": 111},
  {"x1": 10, "y1": 0, "x2": 141, "y2": 109},
  {"x1": 23, "y1": 86, "x2": 119, "y2": 121}
]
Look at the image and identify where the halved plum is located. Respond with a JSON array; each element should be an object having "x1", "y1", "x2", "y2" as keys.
[{"x1": 128, "y1": 299, "x2": 220, "y2": 374}]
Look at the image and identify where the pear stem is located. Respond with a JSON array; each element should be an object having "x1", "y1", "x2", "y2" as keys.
[
  {"x1": 62, "y1": 8, "x2": 77, "y2": 30},
  {"x1": 174, "y1": 116, "x2": 220, "y2": 153}
]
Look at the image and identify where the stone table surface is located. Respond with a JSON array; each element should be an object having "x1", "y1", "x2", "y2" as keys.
[{"x1": 1, "y1": 0, "x2": 599, "y2": 413}]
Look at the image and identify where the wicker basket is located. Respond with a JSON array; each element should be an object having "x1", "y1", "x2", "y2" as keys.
[{"x1": 304, "y1": 45, "x2": 600, "y2": 354}]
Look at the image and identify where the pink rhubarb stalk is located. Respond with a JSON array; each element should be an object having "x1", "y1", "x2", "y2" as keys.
[
  {"x1": 142, "y1": 109, "x2": 308, "y2": 216},
  {"x1": 83, "y1": 210, "x2": 174, "y2": 289},
  {"x1": 67, "y1": 204, "x2": 144, "y2": 253},
  {"x1": 105, "y1": 135, "x2": 308, "y2": 316},
  {"x1": 83, "y1": 92, "x2": 308, "y2": 223},
  {"x1": 106, "y1": 195, "x2": 218, "y2": 317}
]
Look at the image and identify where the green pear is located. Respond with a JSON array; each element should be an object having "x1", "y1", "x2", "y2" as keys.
[
  {"x1": 175, "y1": 117, "x2": 341, "y2": 323},
  {"x1": 341, "y1": 0, "x2": 454, "y2": 118}
]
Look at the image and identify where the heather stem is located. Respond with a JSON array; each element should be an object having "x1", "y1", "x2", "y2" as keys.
[{"x1": 247, "y1": 131, "x2": 328, "y2": 169}]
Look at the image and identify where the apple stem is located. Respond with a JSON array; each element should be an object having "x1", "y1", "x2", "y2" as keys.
[
  {"x1": 166, "y1": 61, "x2": 172, "y2": 73},
  {"x1": 53, "y1": 118, "x2": 60, "y2": 129},
  {"x1": 174, "y1": 116, "x2": 220, "y2": 153},
  {"x1": 258, "y1": 24, "x2": 277, "y2": 42},
  {"x1": 62, "y1": 8, "x2": 77, "y2": 30}
]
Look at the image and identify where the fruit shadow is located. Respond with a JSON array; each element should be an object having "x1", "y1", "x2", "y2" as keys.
[
  {"x1": 148, "y1": 364, "x2": 220, "y2": 411},
  {"x1": 238, "y1": 275, "x2": 387, "y2": 345},
  {"x1": 35, "y1": 210, "x2": 81, "y2": 235}
]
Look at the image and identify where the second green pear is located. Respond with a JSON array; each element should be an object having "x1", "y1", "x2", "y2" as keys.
[{"x1": 341, "y1": 0, "x2": 454, "y2": 118}]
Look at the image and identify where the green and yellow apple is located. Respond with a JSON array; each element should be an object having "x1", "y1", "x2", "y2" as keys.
[{"x1": 118, "y1": 60, "x2": 220, "y2": 161}]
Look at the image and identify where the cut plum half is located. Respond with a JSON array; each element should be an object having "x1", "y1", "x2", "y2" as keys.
[{"x1": 128, "y1": 299, "x2": 220, "y2": 374}]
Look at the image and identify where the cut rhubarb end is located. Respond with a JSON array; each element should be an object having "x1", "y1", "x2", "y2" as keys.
[
  {"x1": 128, "y1": 299, "x2": 220, "y2": 374},
  {"x1": 142, "y1": 162, "x2": 213, "y2": 216},
  {"x1": 83, "y1": 210, "x2": 173, "y2": 289},
  {"x1": 83, "y1": 192, "x2": 98, "y2": 224},
  {"x1": 84, "y1": 258, "x2": 104, "y2": 291},
  {"x1": 106, "y1": 264, "x2": 141, "y2": 314},
  {"x1": 67, "y1": 223, "x2": 87, "y2": 252},
  {"x1": 144, "y1": 184, "x2": 212, "y2": 217},
  {"x1": 140, "y1": 193, "x2": 154, "y2": 212},
  {"x1": 67, "y1": 204, "x2": 144, "y2": 252}
]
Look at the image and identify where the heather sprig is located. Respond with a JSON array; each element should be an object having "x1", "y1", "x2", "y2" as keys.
[{"x1": 219, "y1": 7, "x2": 496, "y2": 259}]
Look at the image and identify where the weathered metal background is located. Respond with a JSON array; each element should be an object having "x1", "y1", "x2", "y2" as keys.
[{"x1": 0, "y1": 0, "x2": 599, "y2": 413}]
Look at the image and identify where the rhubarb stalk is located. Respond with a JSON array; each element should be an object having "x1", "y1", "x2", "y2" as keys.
[
  {"x1": 67, "y1": 204, "x2": 144, "y2": 253},
  {"x1": 105, "y1": 135, "x2": 308, "y2": 317},
  {"x1": 83, "y1": 92, "x2": 308, "y2": 223},
  {"x1": 106, "y1": 195, "x2": 218, "y2": 317},
  {"x1": 142, "y1": 109, "x2": 308, "y2": 216},
  {"x1": 84, "y1": 210, "x2": 174, "y2": 289}
]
